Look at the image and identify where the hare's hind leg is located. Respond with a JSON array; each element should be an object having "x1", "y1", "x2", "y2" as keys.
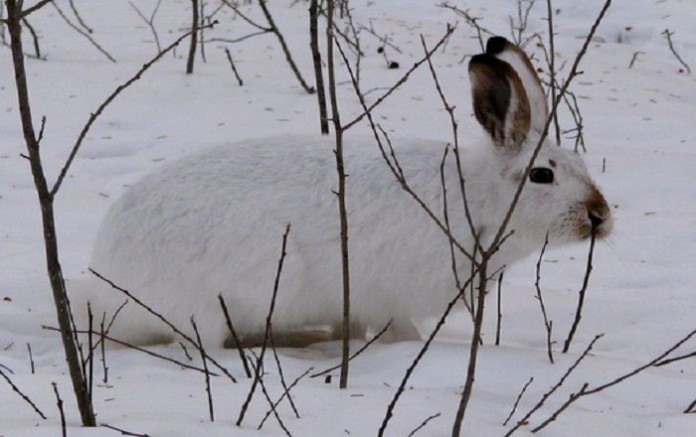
[{"x1": 225, "y1": 326, "x2": 338, "y2": 349}]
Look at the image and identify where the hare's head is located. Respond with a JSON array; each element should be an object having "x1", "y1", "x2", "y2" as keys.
[{"x1": 469, "y1": 37, "x2": 612, "y2": 244}]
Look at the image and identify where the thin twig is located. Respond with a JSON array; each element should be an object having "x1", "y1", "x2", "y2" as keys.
[
  {"x1": 654, "y1": 350, "x2": 696, "y2": 367},
  {"x1": 407, "y1": 412, "x2": 442, "y2": 437},
  {"x1": 237, "y1": 224, "x2": 291, "y2": 426},
  {"x1": 21, "y1": 18, "x2": 40, "y2": 58},
  {"x1": 269, "y1": 332, "x2": 300, "y2": 418},
  {"x1": 258, "y1": 0, "x2": 314, "y2": 93},
  {"x1": 191, "y1": 317, "x2": 214, "y2": 422},
  {"x1": 223, "y1": 47, "x2": 244, "y2": 86},
  {"x1": 51, "y1": 1, "x2": 116, "y2": 62},
  {"x1": 562, "y1": 231, "x2": 596, "y2": 353},
  {"x1": 504, "y1": 334, "x2": 602, "y2": 436},
  {"x1": 0, "y1": 368, "x2": 47, "y2": 419},
  {"x1": 44, "y1": 326, "x2": 216, "y2": 375},
  {"x1": 17, "y1": 0, "x2": 53, "y2": 20},
  {"x1": 51, "y1": 20, "x2": 217, "y2": 196},
  {"x1": 662, "y1": 29, "x2": 691, "y2": 74},
  {"x1": 52, "y1": 382, "x2": 67, "y2": 437},
  {"x1": 246, "y1": 356, "x2": 294, "y2": 437},
  {"x1": 218, "y1": 294, "x2": 252, "y2": 378},
  {"x1": 26, "y1": 342, "x2": 35, "y2": 374},
  {"x1": 503, "y1": 377, "x2": 534, "y2": 426},
  {"x1": 342, "y1": 24, "x2": 455, "y2": 131},
  {"x1": 533, "y1": 327, "x2": 696, "y2": 433},
  {"x1": 86, "y1": 270, "x2": 234, "y2": 381},
  {"x1": 258, "y1": 367, "x2": 313, "y2": 429},
  {"x1": 67, "y1": 0, "x2": 93, "y2": 33},
  {"x1": 685, "y1": 399, "x2": 696, "y2": 414},
  {"x1": 534, "y1": 235, "x2": 554, "y2": 363},
  {"x1": 310, "y1": 320, "x2": 393, "y2": 378},
  {"x1": 129, "y1": 0, "x2": 163, "y2": 54},
  {"x1": 495, "y1": 271, "x2": 504, "y2": 345},
  {"x1": 101, "y1": 423, "x2": 150, "y2": 437}
]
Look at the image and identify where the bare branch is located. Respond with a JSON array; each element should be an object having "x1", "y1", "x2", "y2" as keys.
[
  {"x1": 662, "y1": 29, "x2": 691, "y2": 74},
  {"x1": 87, "y1": 269, "x2": 235, "y2": 382},
  {"x1": 342, "y1": 24, "x2": 456, "y2": 131},
  {"x1": 237, "y1": 224, "x2": 291, "y2": 426},
  {"x1": 504, "y1": 334, "x2": 603, "y2": 436},
  {"x1": 51, "y1": 1, "x2": 115, "y2": 62},
  {"x1": 52, "y1": 382, "x2": 67, "y2": 437},
  {"x1": 51, "y1": 21, "x2": 217, "y2": 196},
  {"x1": 310, "y1": 320, "x2": 393, "y2": 378},
  {"x1": 0, "y1": 368, "x2": 47, "y2": 419},
  {"x1": 534, "y1": 235, "x2": 554, "y2": 363},
  {"x1": 562, "y1": 231, "x2": 596, "y2": 353},
  {"x1": 218, "y1": 294, "x2": 252, "y2": 378},
  {"x1": 503, "y1": 377, "x2": 534, "y2": 426}
]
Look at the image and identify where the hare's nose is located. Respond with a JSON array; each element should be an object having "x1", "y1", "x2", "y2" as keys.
[{"x1": 588, "y1": 210, "x2": 605, "y2": 228}]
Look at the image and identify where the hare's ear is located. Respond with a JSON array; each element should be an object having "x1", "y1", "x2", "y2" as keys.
[
  {"x1": 486, "y1": 36, "x2": 549, "y2": 135},
  {"x1": 469, "y1": 53, "x2": 531, "y2": 151}
]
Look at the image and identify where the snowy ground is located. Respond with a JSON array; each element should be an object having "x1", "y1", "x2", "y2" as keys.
[{"x1": 1, "y1": 1, "x2": 695, "y2": 436}]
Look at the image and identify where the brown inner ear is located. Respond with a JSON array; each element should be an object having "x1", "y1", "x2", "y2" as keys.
[
  {"x1": 470, "y1": 60, "x2": 511, "y2": 147},
  {"x1": 505, "y1": 66, "x2": 531, "y2": 146},
  {"x1": 469, "y1": 55, "x2": 531, "y2": 150}
]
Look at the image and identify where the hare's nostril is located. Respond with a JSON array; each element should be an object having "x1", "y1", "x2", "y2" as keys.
[{"x1": 588, "y1": 210, "x2": 604, "y2": 229}]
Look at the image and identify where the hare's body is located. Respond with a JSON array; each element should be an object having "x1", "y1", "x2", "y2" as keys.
[
  {"x1": 82, "y1": 137, "x2": 502, "y2": 346},
  {"x1": 76, "y1": 37, "x2": 613, "y2": 347}
]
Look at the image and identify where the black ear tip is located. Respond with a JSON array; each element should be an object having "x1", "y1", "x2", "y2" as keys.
[
  {"x1": 468, "y1": 53, "x2": 498, "y2": 71},
  {"x1": 486, "y1": 36, "x2": 510, "y2": 55}
]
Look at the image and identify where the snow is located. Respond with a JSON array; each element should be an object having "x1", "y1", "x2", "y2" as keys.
[{"x1": 1, "y1": 0, "x2": 695, "y2": 436}]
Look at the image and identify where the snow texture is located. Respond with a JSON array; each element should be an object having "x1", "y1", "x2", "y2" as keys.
[{"x1": 1, "y1": 1, "x2": 695, "y2": 436}]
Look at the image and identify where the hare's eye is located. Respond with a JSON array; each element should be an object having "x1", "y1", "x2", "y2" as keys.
[{"x1": 529, "y1": 168, "x2": 554, "y2": 184}]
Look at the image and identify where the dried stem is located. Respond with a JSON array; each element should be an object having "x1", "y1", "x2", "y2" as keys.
[
  {"x1": 407, "y1": 412, "x2": 442, "y2": 437},
  {"x1": 533, "y1": 327, "x2": 696, "y2": 433},
  {"x1": 129, "y1": 0, "x2": 163, "y2": 54},
  {"x1": 223, "y1": 47, "x2": 244, "y2": 86},
  {"x1": 51, "y1": 1, "x2": 116, "y2": 62},
  {"x1": 258, "y1": 0, "x2": 314, "y2": 93},
  {"x1": 187, "y1": 0, "x2": 199, "y2": 73},
  {"x1": 88, "y1": 269, "x2": 235, "y2": 381},
  {"x1": 326, "y1": 0, "x2": 351, "y2": 389},
  {"x1": 495, "y1": 271, "x2": 504, "y2": 345},
  {"x1": 258, "y1": 367, "x2": 313, "y2": 429},
  {"x1": 0, "y1": 368, "x2": 47, "y2": 419},
  {"x1": 26, "y1": 342, "x2": 35, "y2": 374},
  {"x1": 5, "y1": 0, "x2": 95, "y2": 424},
  {"x1": 562, "y1": 231, "x2": 596, "y2": 353},
  {"x1": 342, "y1": 24, "x2": 455, "y2": 131},
  {"x1": 44, "y1": 326, "x2": 215, "y2": 375},
  {"x1": 662, "y1": 29, "x2": 691, "y2": 74},
  {"x1": 218, "y1": 294, "x2": 252, "y2": 378},
  {"x1": 504, "y1": 334, "x2": 602, "y2": 436},
  {"x1": 310, "y1": 0, "x2": 328, "y2": 134},
  {"x1": 52, "y1": 382, "x2": 67, "y2": 437},
  {"x1": 101, "y1": 423, "x2": 150, "y2": 437},
  {"x1": 503, "y1": 377, "x2": 534, "y2": 426},
  {"x1": 237, "y1": 224, "x2": 291, "y2": 426},
  {"x1": 310, "y1": 320, "x2": 393, "y2": 378},
  {"x1": 534, "y1": 236, "x2": 554, "y2": 363},
  {"x1": 191, "y1": 317, "x2": 214, "y2": 421},
  {"x1": 52, "y1": 21, "x2": 216, "y2": 196}
]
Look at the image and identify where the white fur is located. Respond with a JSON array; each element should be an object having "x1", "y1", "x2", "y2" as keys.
[{"x1": 73, "y1": 39, "x2": 612, "y2": 347}]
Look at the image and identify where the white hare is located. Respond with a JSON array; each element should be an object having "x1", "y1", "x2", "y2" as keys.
[{"x1": 74, "y1": 37, "x2": 612, "y2": 347}]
